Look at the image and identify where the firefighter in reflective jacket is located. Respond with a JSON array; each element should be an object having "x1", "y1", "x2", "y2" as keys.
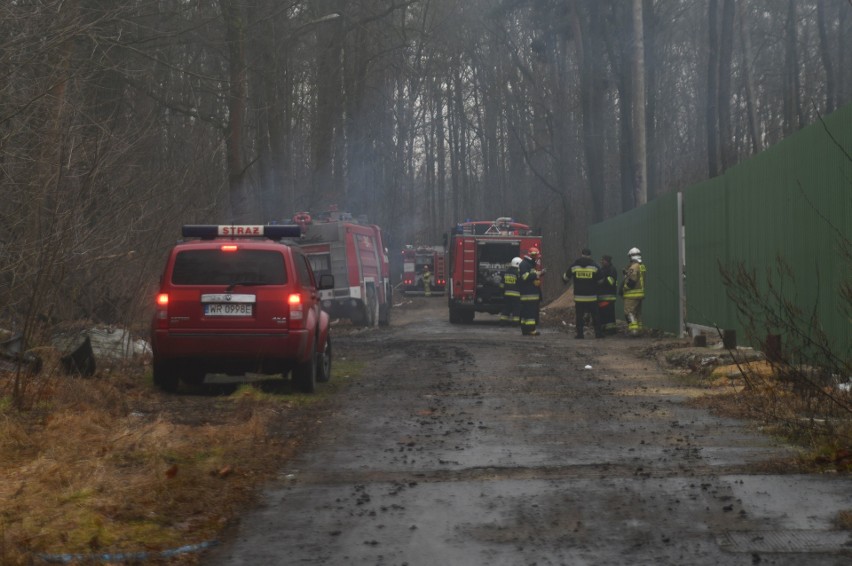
[
  {"x1": 422, "y1": 266, "x2": 433, "y2": 297},
  {"x1": 562, "y1": 248, "x2": 603, "y2": 339},
  {"x1": 597, "y1": 254, "x2": 618, "y2": 335},
  {"x1": 499, "y1": 257, "x2": 522, "y2": 325},
  {"x1": 518, "y1": 248, "x2": 543, "y2": 336},
  {"x1": 620, "y1": 247, "x2": 646, "y2": 336}
]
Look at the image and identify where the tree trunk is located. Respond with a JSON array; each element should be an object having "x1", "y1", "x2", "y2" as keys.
[
  {"x1": 783, "y1": 0, "x2": 802, "y2": 135},
  {"x1": 311, "y1": 1, "x2": 344, "y2": 210},
  {"x1": 816, "y1": 0, "x2": 836, "y2": 113},
  {"x1": 435, "y1": 81, "x2": 447, "y2": 230},
  {"x1": 717, "y1": 0, "x2": 735, "y2": 172},
  {"x1": 706, "y1": 0, "x2": 719, "y2": 178},
  {"x1": 453, "y1": 68, "x2": 470, "y2": 217},
  {"x1": 737, "y1": 1, "x2": 761, "y2": 155},
  {"x1": 577, "y1": 1, "x2": 607, "y2": 221},
  {"x1": 632, "y1": 0, "x2": 647, "y2": 207},
  {"x1": 221, "y1": 0, "x2": 250, "y2": 222},
  {"x1": 603, "y1": 1, "x2": 635, "y2": 213},
  {"x1": 642, "y1": 0, "x2": 657, "y2": 202}
]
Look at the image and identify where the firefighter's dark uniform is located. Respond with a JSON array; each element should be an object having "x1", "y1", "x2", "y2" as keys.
[
  {"x1": 597, "y1": 259, "x2": 618, "y2": 335},
  {"x1": 518, "y1": 256, "x2": 542, "y2": 335},
  {"x1": 562, "y1": 253, "x2": 602, "y2": 338},
  {"x1": 499, "y1": 265, "x2": 520, "y2": 325}
]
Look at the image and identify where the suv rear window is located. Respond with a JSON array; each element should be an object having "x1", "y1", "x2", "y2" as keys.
[{"x1": 171, "y1": 249, "x2": 288, "y2": 285}]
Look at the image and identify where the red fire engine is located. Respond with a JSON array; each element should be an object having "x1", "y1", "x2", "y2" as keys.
[
  {"x1": 294, "y1": 209, "x2": 392, "y2": 327},
  {"x1": 401, "y1": 245, "x2": 446, "y2": 295},
  {"x1": 446, "y1": 217, "x2": 542, "y2": 323}
]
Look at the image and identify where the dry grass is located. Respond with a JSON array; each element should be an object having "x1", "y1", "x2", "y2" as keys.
[
  {"x1": 687, "y1": 357, "x2": 852, "y2": 473},
  {"x1": 0, "y1": 359, "x2": 328, "y2": 565}
]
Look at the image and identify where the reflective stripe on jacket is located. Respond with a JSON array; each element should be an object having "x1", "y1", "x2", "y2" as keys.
[
  {"x1": 562, "y1": 257, "x2": 600, "y2": 303},
  {"x1": 518, "y1": 258, "x2": 541, "y2": 300},
  {"x1": 622, "y1": 262, "x2": 646, "y2": 299},
  {"x1": 597, "y1": 264, "x2": 618, "y2": 301},
  {"x1": 502, "y1": 269, "x2": 520, "y2": 298}
]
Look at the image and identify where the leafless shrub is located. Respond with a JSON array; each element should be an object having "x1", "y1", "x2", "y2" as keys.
[
  {"x1": 1, "y1": 2, "x2": 225, "y2": 407},
  {"x1": 719, "y1": 249, "x2": 851, "y2": 449}
]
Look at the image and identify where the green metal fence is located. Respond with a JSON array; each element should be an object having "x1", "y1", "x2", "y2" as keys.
[
  {"x1": 589, "y1": 191, "x2": 681, "y2": 335},
  {"x1": 591, "y1": 102, "x2": 851, "y2": 355}
]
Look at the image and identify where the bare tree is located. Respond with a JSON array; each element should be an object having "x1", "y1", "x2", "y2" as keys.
[
  {"x1": 706, "y1": 0, "x2": 720, "y2": 178},
  {"x1": 783, "y1": 0, "x2": 804, "y2": 135},
  {"x1": 816, "y1": 0, "x2": 837, "y2": 113},
  {"x1": 632, "y1": 0, "x2": 647, "y2": 206},
  {"x1": 717, "y1": 0, "x2": 735, "y2": 172},
  {"x1": 738, "y1": 0, "x2": 762, "y2": 156}
]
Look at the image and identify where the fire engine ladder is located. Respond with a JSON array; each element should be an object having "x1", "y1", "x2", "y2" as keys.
[{"x1": 460, "y1": 238, "x2": 477, "y2": 297}]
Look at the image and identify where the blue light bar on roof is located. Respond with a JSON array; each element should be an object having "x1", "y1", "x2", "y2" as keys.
[{"x1": 182, "y1": 225, "x2": 301, "y2": 240}]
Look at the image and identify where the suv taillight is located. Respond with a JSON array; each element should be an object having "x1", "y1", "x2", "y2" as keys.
[
  {"x1": 155, "y1": 293, "x2": 169, "y2": 328},
  {"x1": 288, "y1": 293, "x2": 304, "y2": 329}
]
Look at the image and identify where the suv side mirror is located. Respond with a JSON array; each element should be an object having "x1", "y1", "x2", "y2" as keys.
[{"x1": 318, "y1": 274, "x2": 334, "y2": 290}]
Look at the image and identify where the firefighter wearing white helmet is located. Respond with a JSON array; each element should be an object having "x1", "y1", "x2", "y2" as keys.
[
  {"x1": 499, "y1": 257, "x2": 522, "y2": 325},
  {"x1": 620, "y1": 247, "x2": 646, "y2": 336}
]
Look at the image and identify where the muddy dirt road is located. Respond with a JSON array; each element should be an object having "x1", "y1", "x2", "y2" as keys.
[{"x1": 204, "y1": 298, "x2": 851, "y2": 565}]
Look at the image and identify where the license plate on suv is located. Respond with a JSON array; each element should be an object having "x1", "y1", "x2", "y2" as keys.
[
  {"x1": 201, "y1": 294, "x2": 255, "y2": 317},
  {"x1": 204, "y1": 303, "x2": 252, "y2": 316}
]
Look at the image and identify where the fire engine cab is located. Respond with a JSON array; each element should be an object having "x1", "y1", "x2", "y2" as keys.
[
  {"x1": 446, "y1": 217, "x2": 542, "y2": 323},
  {"x1": 401, "y1": 245, "x2": 446, "y2": 295},
  {"x1": 294, "y1": 208, "x2": 392, "y2": 327}
]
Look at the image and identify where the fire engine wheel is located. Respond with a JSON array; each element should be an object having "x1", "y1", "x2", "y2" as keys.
[
  {"x1": 449, "y1": 306, "x2": 462, "y2": 324},
  {"x1": 317, "y1": 337, "x2": 332, "y2": 383},
  {"x1": 292, "y1": 350, "x2": 317, "y2": 393},
  {"x1": 152, "y1": 360, "x2": 179, "y2": 393}
]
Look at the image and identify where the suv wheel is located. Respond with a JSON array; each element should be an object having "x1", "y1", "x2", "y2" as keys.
[
  {"x1": 317, "y1": 337, "x2": 332, "y2": 383},
  {"x1": 292, "y1": 349, "x2": 317, "y2": 393},
  {"x1": 153, "y1": 361, "x2": 179, "y2": 393}
]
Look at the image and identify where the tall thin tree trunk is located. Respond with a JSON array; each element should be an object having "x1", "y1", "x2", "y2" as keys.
[
  {"x1": 717, "y1": 0, "x2": 735, "y2": 171},
  {"x1": 642, "y1": 0, "x2": 657, "y2": 201},
  {"x1": 783, "y1": 0, "x2": 801, "y2": 135},
  {"x1": 435, "y1": 82, "x2": 447, "y2": 230},
  {"x1": 816, "y1": 0, "x2": 836, "y2": 113},
  {"x1": 453, "y1": 67, "x2": 470, "y2": 217},
  {"x1": 221, "y1": 0, "x2": 250, "y2": 222},
  {"x1": 447, "y1": 70, "x2": 460, "y2": 222},
  {"x1": 311, "y1": 1, "x2": 344, "y2": 210},
  {"x1": 603, "y1": 1, "x2": 635, "y2": 212},
  {"x1": 738, "y1": 1, "x2": 761, "y2": 155},
  {"x1": 578, "y1": 1, "x2": 607, "y2": 221},
  {"x1": 632, "y1": 0, "x2": 647, "y2": 206},
  {"x1": 706, "y1": 0, "x2": 719, "y2": 178}
]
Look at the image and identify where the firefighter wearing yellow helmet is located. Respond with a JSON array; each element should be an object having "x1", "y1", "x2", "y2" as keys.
[{"x1": 620, "y1": 247, "x2": 646, "y2": 336}]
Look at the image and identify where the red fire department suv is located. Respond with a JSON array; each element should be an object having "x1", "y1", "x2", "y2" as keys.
[{"x1": 150, "y1": 224, "x2": 333, "y2": 393}]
